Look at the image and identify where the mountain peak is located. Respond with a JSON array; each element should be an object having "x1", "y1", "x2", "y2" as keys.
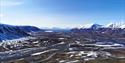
[{"x1": 83, "y1": 23, "x2": 103, "y2": 29}]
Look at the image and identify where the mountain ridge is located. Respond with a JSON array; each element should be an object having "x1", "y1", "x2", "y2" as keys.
[
  {"x1": 82, "y1": 22, "x2": 125, "y2": 29},
  {"x1": 0, "y1": 24, "x2": 41, "y2": 41}
]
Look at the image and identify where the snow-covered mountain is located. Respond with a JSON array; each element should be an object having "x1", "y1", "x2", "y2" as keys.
[
  {"x1": 0, "y1": 24, "x2": 41, "y2": 41},
  {"x1": 121, "y1": 25, "x2": 125, "y2": 29},
  {"x1": 106, "y1": 22, "x2": 125, "y2": 29},
  {"x1": 83, "y1": 23, "x2": 104, "y2": 29},
  {"x1": 82, "y1": 22, "x2": 125, "y2": 29}
]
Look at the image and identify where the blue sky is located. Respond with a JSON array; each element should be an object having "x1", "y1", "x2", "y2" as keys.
[{"x1": 0, "y1": 0, "x2": 125, "y2": 28}]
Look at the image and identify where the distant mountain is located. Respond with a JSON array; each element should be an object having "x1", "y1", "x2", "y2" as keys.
[
  {"x1": 18, "y1": 26, "x2": 43, "y2": 32},
  {"x1": 82, "y1": 23, "x2": 95, "y2": 28},
  {"x1": 0, "y1": 24, "x2": 42, "y2": 41},
  {"x1": 81, "y1": 22, "x2": 125, "y2": 29},
  {"x1": 121, "y1": 25, "x2": 125, "y2": 29},
  {"x1": 92, "y1": 24, "x2": 103, "y2": 29},
  {"x1": 71, "y1": 24, "x2": 125, "y2": 44},
  {"x1": 106, "y1": 22, "x2": 125, "y2": 29},
  {"x1": 83, "y1": 23, "x2": 103, "y2": 29},
  {"x1": 71, "y1": 22, "x2": 125, "y2": 39},
  {"x1": 43, "y1": 27, "x2": 70, "y2": 32}
]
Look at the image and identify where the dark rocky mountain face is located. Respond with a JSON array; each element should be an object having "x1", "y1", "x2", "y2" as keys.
[
  {"x1": 0, "y1": 24, "x2": 41, "y2": 41},
  {"x1": 91, "y1": 24, "x2": 103, "y2": 30},
  {"x1": 0, "y1": 24, "x2": 29, "y2": 41}
]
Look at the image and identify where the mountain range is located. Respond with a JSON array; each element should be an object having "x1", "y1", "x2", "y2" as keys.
[
  {"x1": 0, "y1": 22, "x2": 125, "y2": 41},
  {"x1": 82, "y1": 22, "x2": 125, "y2": 29}
]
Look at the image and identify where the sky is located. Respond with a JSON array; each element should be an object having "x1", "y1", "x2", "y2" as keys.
[{"x1": 0, "y1": 0, "x2": 125, "y2": 28}]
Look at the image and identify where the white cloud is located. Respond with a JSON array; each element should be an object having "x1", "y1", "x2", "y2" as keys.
[
  {"x1": 0, "y1": 14, "x2": 4, "y2": 18},
  {"x1": 0, "y1": 0, "x2": 23, "y2": 7}
]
